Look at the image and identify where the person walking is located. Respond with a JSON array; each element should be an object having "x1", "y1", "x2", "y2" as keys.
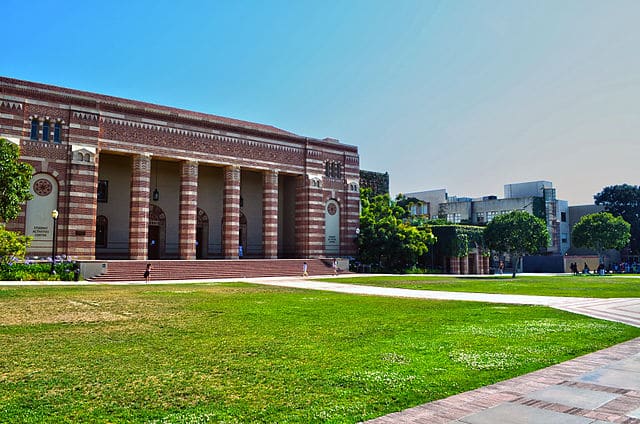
[
  {"x1": 302, "y1": 261, "x2": 308, "y2": 277},
  {"x1": 144, "y1": 263, "x2": 152, "y2": 283},
  {"x1": 332, "y1": 258, "x2": 338, "y2": 276}
]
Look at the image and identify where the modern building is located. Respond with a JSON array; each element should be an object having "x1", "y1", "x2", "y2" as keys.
[
  {"x1": 406, "y1": 181, "x2": 570, "y2": 255},
  {"x1": 0, "y1": 77, "x2": 360, "y2": 261}
]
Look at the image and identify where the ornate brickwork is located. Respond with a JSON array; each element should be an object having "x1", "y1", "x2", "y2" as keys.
[
  {"x1": 179, "y1": 161, "x2": 199, "y2": 259},
  {"x1": 1, "y1": 76, "x2": 360, "y2": 260},
  {"x1": 262, "y1": 170, "x2": 279, "y2": 259},
  {"x1": 129, "y1": 155, "x2": 151, "y2": 260},
  {"x1": 223, "y1": 166, "x2": 241, "y2": 259}
]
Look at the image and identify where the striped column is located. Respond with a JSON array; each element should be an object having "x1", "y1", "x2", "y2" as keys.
[
  {"x1": 448, "y1": 256, "x2": 460, "y2": 274},
  {"x1": 482, "y1": 255, "x2": 490, "y2": 275},
  {"x1": 65, "y1": 149, "x2": 99, "y2": 259},
  {"x1": 262, "y1": 170, "x2": 278, "y2": 259},
  {"x1": 129, "y1": 154, "x2": 151, "y2": 259},
  {"x1": 179, "y1": 161, "x2": 198, "y2": 259},
  {"x1": 222, "y1": 165, "x2": 241, "y2": 259},
  {"x1": 469, "y1": 252, "x2": 480, "y2": 274},
  {"x1": 459, "y1": 255, "x2": 469, "y2": 274}
]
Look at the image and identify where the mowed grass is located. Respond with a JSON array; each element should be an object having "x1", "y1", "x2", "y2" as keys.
[
  {"x1": 331, "y1": 275, "x2": 640, "y2": 298},
  {"x1": 1, "y1": 283, "x2": 639, "y2": 423}
]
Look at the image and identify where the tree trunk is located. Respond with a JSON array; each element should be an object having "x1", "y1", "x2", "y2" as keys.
[{"x1": 512, "y1": 255, "x2": 520, "y2": 278}]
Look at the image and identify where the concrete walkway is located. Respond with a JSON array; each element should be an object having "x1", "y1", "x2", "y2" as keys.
[{"x1": 4, "y1": 274, "x2": 640, "y2": 422}]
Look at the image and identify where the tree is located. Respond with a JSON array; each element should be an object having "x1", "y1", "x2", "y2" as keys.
[
  {"x1": 571, "y1": 212, "x2": 631, "y2": 264},
  {"x1": 0, "y1": 138, "x2": 34, "y2": 223},
  {"x1": 358, "y1": 189, "x2": 435, "y2": 272},
  {"x1": 594, "y1": 184, "x2": 640, "y2": 253},
  {"x1": 484, "y1": 210, "x2": 549, "y2": 278},
  {"x1": 0, "y1": 224, "x2": 31, "y2": 265}
]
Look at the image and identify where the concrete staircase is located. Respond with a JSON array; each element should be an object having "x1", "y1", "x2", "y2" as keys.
[{"x1": 86, "y1": 259, "x2": 342, "y2": 282}]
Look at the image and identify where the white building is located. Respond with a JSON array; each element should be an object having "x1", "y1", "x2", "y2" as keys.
[{"x1": 405, "y1": 181, "x2": 570, "y2": 255}]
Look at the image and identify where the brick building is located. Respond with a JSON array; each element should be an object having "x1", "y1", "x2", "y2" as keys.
[{"x1": 0, "y1": 77, "x2": 360, "y2": 261}]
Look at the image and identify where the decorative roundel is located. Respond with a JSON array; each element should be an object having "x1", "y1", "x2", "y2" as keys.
[
  {"x1": 327, "y1": 203, "x2": 337, "y2": 215},
  {"x1": 33, "y1": 179, "x2": 53, "y2": 197}
]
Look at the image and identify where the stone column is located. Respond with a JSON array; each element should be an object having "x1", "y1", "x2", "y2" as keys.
[
  {"x1": 179, "y1": 161, "x2": 198, "y2": 260},
  {"x1": 262, "y1": 170, "x2": 278, "y2": 259},
  {"x1": 459, "y1": 255, "x2": 469, "y2": 275},
  {"x1": 129, "y1": 154, "x2": 151, "y2": 260},
  {"x1": 222, "y1": 165, "x2": 241, "y2": 259}
]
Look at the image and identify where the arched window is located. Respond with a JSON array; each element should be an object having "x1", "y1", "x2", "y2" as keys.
[
  {"x1": 42, "y1": 121, "x2": 50, "y2": 142},
  {"x1": 30, "y1": 118, "x2": 39, "y2": 140},
  {"x1": 53, "y1": 122, "x2": 61, "y2": 143},
  {"x1": 96, "y1": 215, "x2": 108, "y2": 248}
]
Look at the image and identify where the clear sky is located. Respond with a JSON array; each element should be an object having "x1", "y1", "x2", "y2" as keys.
[{"x1": 2, "y1": 0, "x2": 638, "y2": 205}]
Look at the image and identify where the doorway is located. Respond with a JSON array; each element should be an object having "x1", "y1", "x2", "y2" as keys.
[{"x1": 148, "y1": 225, "x2": 160, "y2": 259}]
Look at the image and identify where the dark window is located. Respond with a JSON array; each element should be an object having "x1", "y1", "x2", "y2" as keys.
[
  {"x1": 96, "y1": 215, "x2": 108, "y2": 248},
  {"x1": 30, "y1": 119, "x2": 39, "y2": 140},
  {"x1": 54, "y1": 122, "x2": 61, "y2": 143},
  {"x1": 561, "y1": 211, "x2": 567, "y2": 222},
  {"x1": 42, "y1": 121, "x2": 50, "y2": 141},
  {"x1": 97, "y1": 180, "x2": 108, "y2": 202}
]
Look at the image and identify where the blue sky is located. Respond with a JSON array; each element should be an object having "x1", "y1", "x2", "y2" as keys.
[{"x1": 2, "y1": 0, "x2": 638, "y2": 204}]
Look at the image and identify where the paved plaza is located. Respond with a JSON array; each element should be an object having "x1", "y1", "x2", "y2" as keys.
[{"x1": 4, "y1": 274, "x2": 640, "y2": 423}]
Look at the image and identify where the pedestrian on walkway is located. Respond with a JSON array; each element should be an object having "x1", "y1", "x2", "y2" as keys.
[
  {"x1": 332, "y1": 258, "x2": 338, "y2": 276},
  {"x1": 144, "y1": 263, "x2": 152, "y2": 283},
  {"x1": 302, "y1": 261, "x2": 308, "y2": 277}
]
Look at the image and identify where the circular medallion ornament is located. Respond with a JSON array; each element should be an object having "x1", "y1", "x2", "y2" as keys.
[
  {"x1": 327, "y1": 203, "x2": 337, "y2": 215},
  {"x1": 33, "y1": 178, "x2": 53, "y2": 197}
]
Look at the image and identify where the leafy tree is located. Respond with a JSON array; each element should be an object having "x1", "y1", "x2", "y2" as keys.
[
  {"x1": 0, "y1": 224, "x2": 31, "y2": 265},
  {"x1": 358, "y1": 189, "x2": 435, "y2": 272},
  {"x1": 572, "y1": 212, "x2": 631, "y2": 264},
  {"x1": 484, "y1": 210, "x2": 549, "y2": 278},
  {"x1": 594, "y1": 184, "x2": 640, "y2": 253},
  {"x1": 0, "y1": 138, "x2": 34, "y2": 223}
]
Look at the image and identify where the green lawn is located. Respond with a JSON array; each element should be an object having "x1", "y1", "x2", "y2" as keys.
[
  {"x1": 330, "y1": 275, "x2": 640, "y2": 298},
  {"x1": 1, "y1": 283, "x2": 639, "y2": 423}
]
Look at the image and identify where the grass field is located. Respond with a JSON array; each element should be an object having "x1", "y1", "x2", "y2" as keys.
[
  {"x1": 1, "y1": 282, "x2": 639, "y2": 423},
  {"x1": 330, "y1": 275, "x2": 640, "y2": 298}
]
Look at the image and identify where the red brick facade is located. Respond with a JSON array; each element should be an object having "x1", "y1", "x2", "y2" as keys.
[{"x1": 0, "y1": 77, "x2": 360, "y2": 260}]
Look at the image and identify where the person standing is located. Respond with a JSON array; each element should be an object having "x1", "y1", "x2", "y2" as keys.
[
  {"x1": 144, "y1": 263, "x2": 152, "y2": 283},
  {"x1": 302, "y1": 261, "x2": 308, "y2": 277},
  {"x1": 332, "y1": 258, "x2": 338, "y2": 276}
]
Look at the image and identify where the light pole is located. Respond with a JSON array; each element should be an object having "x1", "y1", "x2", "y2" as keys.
[{"x1": 51, "y1": 209, "x2": 58, "y2": 274}]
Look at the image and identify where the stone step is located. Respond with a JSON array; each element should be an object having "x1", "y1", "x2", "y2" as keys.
[{"x1": 87, "y1": 259, "x2": 343, "y2": 282}]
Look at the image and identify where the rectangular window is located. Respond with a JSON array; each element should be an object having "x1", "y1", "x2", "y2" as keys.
[
  {"x1": 54, "y1": 122, "x2": 61, "y2": 143},
  {"x1": 476, "y1": 213, "x2": 485, "y2": 224},
  {"x1": 30, "y1": 119, "x2": 39, "y2": 140},
  {"x1": 561, "y1": 211, "x2": 567, "y2": 222},
  {"x1": 561, "y1": 233, "x2": 568, "y2": 244},
  {"x1": 42, "y1": 121, "x2": 50, "y2": 141}
]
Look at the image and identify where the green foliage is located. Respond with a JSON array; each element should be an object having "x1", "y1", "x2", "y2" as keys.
[
  {"x1": 594, "y1": 184, "x2": 640, "y2": 253},
  {"x1": 484, "y1": 211, "x2": 549, "y2": 277},
  {"x1": 0, "y1": 138, "x2": 34, "y2": 223},
  {"x1": 0, "y1": 224, "x2": 31, "y2": 264},
  {"x1": 0, "y1": 261, "x2": 77, "y2": 281},
  {"x1": 572, "y1": 212, "x2": 631, "y2": 260},
  {"x1": 430, "y1": 225, "x2": 485, "y2": 257},
  {"x1": 359, "y1": 189, "x2": 435, "y2": 272},
  {"x1": 0, "y1": 283, "x2": 638, "y2": 422}
]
